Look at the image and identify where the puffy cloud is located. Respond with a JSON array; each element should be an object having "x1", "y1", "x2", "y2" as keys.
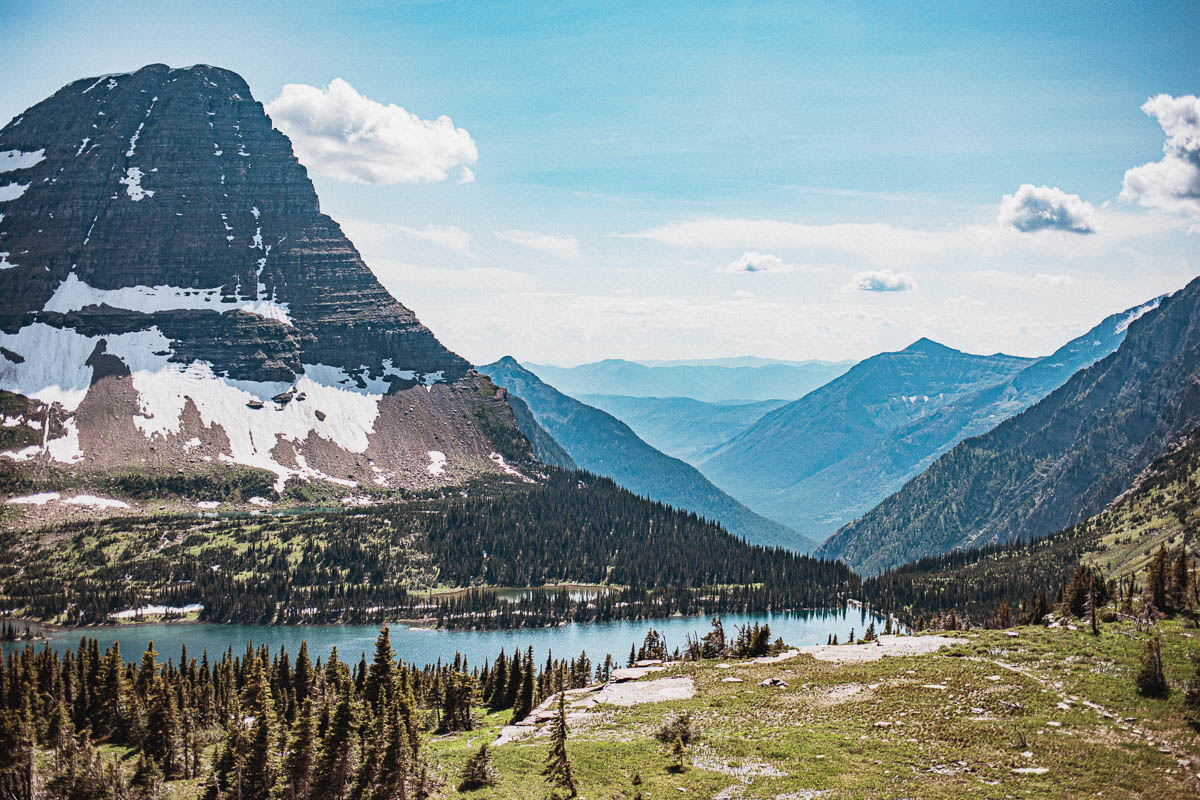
[
  {"x1": 997, "y1": 184, "x2": 1097, "y2": 233},
  {"x1": 495, "y1": 229, "x2": 580, "y2": 260},
  {"x1": 1121, "y1": 94, "x2": 1200, "y2": 222},
  {"x1": 847, "y1": 269, "x2": 916, "y2": 292},
  {"x1": 723, "y1": 251, "x2": 795, "y2": 274},
  {"x1": 266, "y1": 78, "x2": 477, "y2": 184}
]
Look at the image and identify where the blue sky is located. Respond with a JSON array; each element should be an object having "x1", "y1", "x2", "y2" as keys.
[{"x1": 3, "y1": 0, "x2": 1198, "y2": 364}]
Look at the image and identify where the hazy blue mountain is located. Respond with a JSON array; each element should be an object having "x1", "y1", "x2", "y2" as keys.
[
  {"x1": 479, "y1": 357, "x2": 815, "y2": 551},
  {"x1": 699, "y1": 341, "x2": 1037, "y2": 536},
  {"x1": 701, "y1": 297, "x2": 1162, "y2": 547},
  {"x1": 818, "y1": 283, "x2": 1197, "y2": 575},
  {"x1": 524, "y1": 358, "x2": 854, "y2": 403},
  {"x1": 578, "y1": 394, "x2": 788, "y2": 464},
  {"x1": 633, "y1": 356, "x2": 836, "y2": 368}
]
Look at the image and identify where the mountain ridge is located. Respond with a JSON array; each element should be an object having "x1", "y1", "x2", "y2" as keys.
[
  {"x1": 820, "y1": 277, "x2": 1200, "y2": 574},
  {"x1": 479, "y1": 356, "x2": 816, "y2": 551}
]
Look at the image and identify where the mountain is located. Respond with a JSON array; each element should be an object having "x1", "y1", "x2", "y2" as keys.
[
  {"x1": 478, "y1": 357, "x2": 815, "y2": 551},
  {"x1": 634, "y1": 356, "x2": 835, "y2": 368},
  {"x1": 524, "y1": 358, "x2": 854, "y2": 403},
  {"x1": 699, "y1": 339, "x2": 1036, "y2": 536},
  {"x1": 862, "y1": 423, "x2": 1200, "y2": 626},
  {"x1": 821, "y1": 277, "x2": 1200, "y2": 575},
  {"x1": 700, "y1": 301, "x2": 1158, "y2": 543},
  {"x1": 0, "y1": 64, "x2": 531, "y2": 494},
  {"x1": 578, "y1": 394, "x2": 788, "y2": 464}
]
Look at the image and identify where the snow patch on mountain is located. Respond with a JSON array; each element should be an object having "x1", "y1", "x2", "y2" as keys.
[
  {"x1": 0, "y1": 182, "x2": 30, "y2": 202},
  {"x1": 0, "y1": 149, "x2": 45, "y2": 173},
  {"x1": 44, "y1": 273, "x2": 294, "y2": 325},
  {"x1": 119, "y1": 167, "x2": 153, "y2": 200},
  {"x1": 1115, "y1": 297, "x2": 1163, "y2": 333}
]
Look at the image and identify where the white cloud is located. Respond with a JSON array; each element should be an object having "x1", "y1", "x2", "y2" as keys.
[
  {"x1": 495, "y1": 229, "x2": 580, "y2": 260},
  {"x1": 266, "y1": 78, "x2": 477, "y2": 184},
  {"x1": 620, "y1": 208, "x2": 1186, "y2": 268},
  {"x1": 723, "y1": 251, "x2": 795, "y2": 274},
  {"x1": 998, "y1": 184, "x2": 1097, "y2": 233},
  {"x1": 847, "y1": 269, "x2": 915, "y2": 292},
  {"x1": 1121, "y1": 94, "x2": 1200, "y2": 223},
  {"x1": 340, "y1": 219, "x2": 474, "y2": 256},
  {"x1": 457, "y1": 166, "x2": 476, "y2": 184}
]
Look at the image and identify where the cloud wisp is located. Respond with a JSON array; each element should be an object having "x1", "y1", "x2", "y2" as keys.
[
  {"x1": 998, "y1": 184, "x2": 1097, "y2": 233},
  {"x1": 495, "y1": 230, "x2": 580, "y2": 260},
  {"x1": 266, "y1": 78, "x2": 478, "y2": 184},
  {"x1": 1121, "y1": 94, "x2": 1200, "y2": 224},
  {"x1": 723, "y1": 251, "x2": 795, "y2": 274},
  {"x1": 847, "y1": 269, "x2": 916, "y2": 292}
]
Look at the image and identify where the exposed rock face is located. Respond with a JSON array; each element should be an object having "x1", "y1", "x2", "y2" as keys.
[{"x1": 0, "y1": 64, "x2": 530, "y2": 492}]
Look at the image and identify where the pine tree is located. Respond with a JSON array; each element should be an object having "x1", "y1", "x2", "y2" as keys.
[
  {"x1": 486, "y1": 650, "x2": 507, "y2": 711},
  {"x1": 312, "y1": 687, "x2": 357, "y2": 800},
  {"x1": 1135, "y1": 635, "x2": 1168, "y2": 698},
  {"x1": 541, "y1": 681, "x2": 576, "y2": 798},
  {"x1": 242, "y1": 662, "x2": 278, "y2": 800},
  {"x1": 457, "y1": 744, "x2": 499, "y2": 791},
  {"x1": 1147, "y1": 544, "x2": 1169, "y2": 611},
  {"x1": 669, "y1": 733, "x2": 686, "y2": 773},
  {"x1": 502, "y1": 651, "x2": 522, "y2": 712},
  {"x1": 511, "y1": 647, "x2": 535, "y2": 724},
  {"x1": 364, "y1": 627, "x2": 395, "y2": 712},
  {"x1": 1169, "y1": 545, "x2": 1190, "y2": 611},
  {"x1": 282, "y1": 698, "x2": 317, "y2": 800}
]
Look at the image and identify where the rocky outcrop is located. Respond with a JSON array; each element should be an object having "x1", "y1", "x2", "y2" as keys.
[{"x1": 0, "y1": 64, "x2": 531, "y2": 492}]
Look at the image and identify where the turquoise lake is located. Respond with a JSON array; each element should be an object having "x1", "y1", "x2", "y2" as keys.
[{"x1": 3, "y1": 607, "x2": 883, "y2": 668}]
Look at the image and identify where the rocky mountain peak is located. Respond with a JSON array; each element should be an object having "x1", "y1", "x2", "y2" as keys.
[{"x1": 0, "y1": 64, "x2": 529, "y2": 493}]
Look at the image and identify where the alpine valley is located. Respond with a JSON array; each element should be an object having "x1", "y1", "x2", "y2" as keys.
[{"x1": 0, "y1": 42, "x2": 1198, "y2": 800}]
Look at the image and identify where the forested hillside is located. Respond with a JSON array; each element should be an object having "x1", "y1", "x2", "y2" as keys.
[
  {"x1": 863, "y1": 425, "x2": 1200, "y2": 626},
  {"x1": 0, "y1": 471, "x2": 856, "y2": 627},
  {"x1": 479, "y1": 357, "x2": 813, "y2": 550}
]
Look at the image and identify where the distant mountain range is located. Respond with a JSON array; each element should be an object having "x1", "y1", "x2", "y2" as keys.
[
  {"x1": 479, "y1": 357, "x2": 815, "y2": 551},
  {"x1": 698, "y1": 339, "x2": 1034, "y2": 536},
  {"x1": 578, "y1": 395, "x2": 788, "y2": 464},
  {"x1": 700, "y1": 298, "x2": 1158, "y2": 543},
  {"x1": 524, "y1": 358, "x2": 854, "y2": 403},
  {"x1": 820, "y1": 279, "x2": 1199, "y2": 574}
]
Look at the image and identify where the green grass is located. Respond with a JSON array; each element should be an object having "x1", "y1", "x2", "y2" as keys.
[{"x1": 433, "y1": 622, "x2": 1200, "y2": 799}]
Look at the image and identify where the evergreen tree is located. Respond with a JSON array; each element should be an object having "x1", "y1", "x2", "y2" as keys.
[
  {"x1": 511, "y1": 647, "x2": 535, "y2": 724},
  {"x1": 502, "y1": 651, "x2": 522, "y2": 712},
  {"x1": 1135, "y1": 635, "x2": 1168, "y2": 698},
  {"x1": 541, "y1": 681, "x2": 576, "y2": 798},
  {"x1": 669, "y1": 733, "x2": 686, "y2": 773},
  {"x1": 1147, "y1": 544, "x2": 1169, "y2": 611},
  {"x1": 364, "y1": 627, "x2": 395, "y2": 712},
  {"x1": 1169, "y1": 545, "x2": 1190, "y2": 611},
  {"x1": 457, "y1": 744, "x2": 498, "y2": 791},
  {"x1": 282, "y1": 698, "x2": 317, "y2": 800},
  {"x1": 312, "y1": 687, "x2": 357, "y2": 800},
  {"x1": 242, "y1": 662, "x2": 278, "y2": 800},
  {"x1": 486, "y1": 650, "x2": 507, "y2": 711}
]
